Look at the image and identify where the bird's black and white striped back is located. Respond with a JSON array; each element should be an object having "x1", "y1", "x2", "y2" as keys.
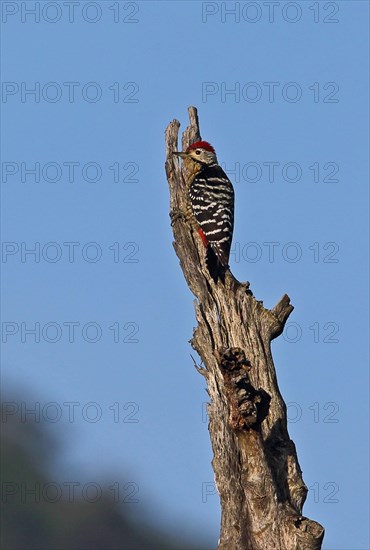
[{"x1": 189, "y1": 164, "x2": 234, "y2": 267}]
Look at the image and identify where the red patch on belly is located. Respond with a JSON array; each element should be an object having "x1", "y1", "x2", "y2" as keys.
[{"x1": 198, "y1": 228, "x2": 208, "y2": 248}]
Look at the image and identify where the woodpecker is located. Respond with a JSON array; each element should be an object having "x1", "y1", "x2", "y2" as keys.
[{"x1": 173, "y1": 141, "x2": 234, "y2": 276}]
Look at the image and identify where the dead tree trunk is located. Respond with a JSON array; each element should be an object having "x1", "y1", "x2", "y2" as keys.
[{"x1": 165, "y1": 107, "x2": 324, "y2": 550}]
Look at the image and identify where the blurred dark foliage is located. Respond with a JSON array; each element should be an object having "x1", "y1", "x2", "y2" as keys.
[{"x1": 0, "y1": 399, "x2": 210, "y2": 550}]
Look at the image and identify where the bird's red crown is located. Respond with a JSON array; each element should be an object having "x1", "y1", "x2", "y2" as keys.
[{"x1": 187, "y1": 141, "x2": 215, "y2": 153}]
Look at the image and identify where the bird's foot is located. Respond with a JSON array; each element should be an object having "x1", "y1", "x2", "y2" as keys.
[{"x1": 170, "y1": 209, "x2": 186, "y2": 226}]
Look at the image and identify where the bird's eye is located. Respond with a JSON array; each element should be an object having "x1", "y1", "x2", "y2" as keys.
[{"x1": 195, "y1": 150, "x2": 201, "y2": 155}]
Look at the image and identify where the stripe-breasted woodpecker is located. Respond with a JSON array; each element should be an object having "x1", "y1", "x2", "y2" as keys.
[{"x1": 173, "y1": 141, "x2": 234, "y2": 273}]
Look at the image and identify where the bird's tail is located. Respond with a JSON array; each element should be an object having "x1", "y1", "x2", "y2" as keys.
[{"x1": 206, "y1": 247, "x2": 228, "y2": 284}]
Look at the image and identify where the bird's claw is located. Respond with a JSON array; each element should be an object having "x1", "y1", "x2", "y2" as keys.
[{"x1": 170, "y1": 209, "x2": 185, "y2": 227}]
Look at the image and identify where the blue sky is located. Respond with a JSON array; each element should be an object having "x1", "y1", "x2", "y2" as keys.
[{"x1": 1, "y1": 1, "x2": 369, "y2": 548}]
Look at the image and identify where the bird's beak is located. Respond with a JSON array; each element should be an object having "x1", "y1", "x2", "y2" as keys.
[{"x1": 173, "y1": 151, "x2": 188, "y2": 159}]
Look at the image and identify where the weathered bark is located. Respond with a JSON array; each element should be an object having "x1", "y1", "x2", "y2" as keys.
[{"x1": 165, "y1": 107, "x2": 324, "y2": 550}]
